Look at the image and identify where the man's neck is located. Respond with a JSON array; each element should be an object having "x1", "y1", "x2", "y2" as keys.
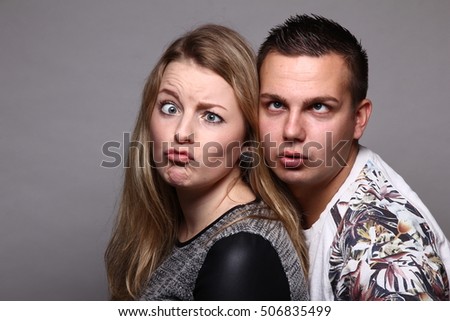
[{"x1": 293, "y1": 143, "x2": 360, "y2": 229}]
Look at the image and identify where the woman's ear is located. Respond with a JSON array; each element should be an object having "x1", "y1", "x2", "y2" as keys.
[{"x1": 353, "y1": 98, "x2": 372, "y2": 140}]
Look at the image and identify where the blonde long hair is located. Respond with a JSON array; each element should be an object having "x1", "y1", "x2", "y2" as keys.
[{"x1": 105, "y1": 24, "x2": 308, "y2": 300}]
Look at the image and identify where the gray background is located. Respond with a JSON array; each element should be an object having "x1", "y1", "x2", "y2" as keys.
[{"x1": 1, "y1": 0, "x2": 449, "y2": 300}]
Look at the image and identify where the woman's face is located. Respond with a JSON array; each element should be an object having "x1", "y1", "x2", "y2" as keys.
[{"x1": 150, "y1": 59, "x2": 247, "y2": 191}]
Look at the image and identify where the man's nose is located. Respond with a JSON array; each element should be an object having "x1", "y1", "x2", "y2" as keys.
[{"x1": 283, "y1": 112, "x2": 306, "y2": 142}]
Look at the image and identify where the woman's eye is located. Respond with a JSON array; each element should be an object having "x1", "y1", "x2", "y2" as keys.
[
  {"x1": 268, "y1": 101, "x2": 284, "y2": 110},
  {"x1": 160, "y1": 102, "x2": 179, "y2": 115},
  {"x1": 312, "y1": 103, "x2": 329, "y2": 113},
  {"x1": 203, "y1": 112, "x2": 223, "y2": 123}
]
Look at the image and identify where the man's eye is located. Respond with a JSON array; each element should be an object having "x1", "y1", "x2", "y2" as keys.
[
  {"x1": 312, "y1": 103, "x2": 329, "y2": 113},
  {"x1": 268, "y1": 101, "x2": 284, "y2": 110},
  {"x1": 160, "y1": 102, "x2": 179, "y2": 115},
  {"x1": 203, "y1": 112, "x2": 223, "y2": 123}
]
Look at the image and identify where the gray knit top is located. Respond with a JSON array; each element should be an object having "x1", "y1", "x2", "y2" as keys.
[{"x1": 139, "y1": 200, "x2": 309, "y2": 300}]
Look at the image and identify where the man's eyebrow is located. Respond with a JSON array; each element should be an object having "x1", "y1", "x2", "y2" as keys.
[
  {"x1": 303, "y1": 96, "x2": 340, "y2": 106},
  {"x1": 260, "y1": 93, "x2": 340, "y2": 106},
  {"x1": 260, "y1": 93, "x2": 289, "y2": 106}
]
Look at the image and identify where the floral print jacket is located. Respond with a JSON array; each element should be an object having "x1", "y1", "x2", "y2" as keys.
[{"x1": 329, "y1": 159, "x2": 449, "y2": 300}]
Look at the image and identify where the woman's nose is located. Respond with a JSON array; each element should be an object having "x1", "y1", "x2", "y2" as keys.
[{"x1": 175, "y1": 116, "x2": 195, "y2": 144}]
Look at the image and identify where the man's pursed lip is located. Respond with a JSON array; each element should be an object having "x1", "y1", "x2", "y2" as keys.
[{"x1": 278, "y1": 150, "x2": 307, "y2": 168}]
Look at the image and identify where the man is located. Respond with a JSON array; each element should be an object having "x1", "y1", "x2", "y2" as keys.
[{"x1": 258, "y1": 14, "x2": 450, "y2": 300}]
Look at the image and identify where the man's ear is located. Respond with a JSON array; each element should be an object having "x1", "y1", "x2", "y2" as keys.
[{"x1": 353, "y1": 98, "x2": 372, "y2": 140}]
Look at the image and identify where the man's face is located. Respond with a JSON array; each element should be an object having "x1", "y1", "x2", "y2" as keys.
[{"x1": 259, "y1": 52, "x2": 361, "y2": 193}]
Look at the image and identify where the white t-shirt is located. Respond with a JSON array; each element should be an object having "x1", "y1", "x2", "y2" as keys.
[{"x1": 304, "y1": 146, "x2": 450, "y2": 300}]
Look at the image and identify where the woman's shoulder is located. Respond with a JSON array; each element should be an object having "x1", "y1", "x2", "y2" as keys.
[
  {"x1": 199, "y1": 199, "x2": 294, "y2": 261},
  {"x1": 198, "y1": 200, "x2": 309, "y2": 300},
  {"x1": 194, "y1": 231, "x2": 293, "y2": 300},
  {"x1": 215, "y1": 199, "x2": 287, "y2": 240},
  {"x1": 209, "y1": 200, "x2": 298, "y2": 270}
]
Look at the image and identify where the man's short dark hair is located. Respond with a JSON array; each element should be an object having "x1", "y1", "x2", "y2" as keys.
[{"x1": 257, "y1": 14, "x2": 368, "y2": 105}]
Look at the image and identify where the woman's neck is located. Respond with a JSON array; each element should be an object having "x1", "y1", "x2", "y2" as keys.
[{"x1": 176, "y1": 168, "x2": 255, "y2": 242}]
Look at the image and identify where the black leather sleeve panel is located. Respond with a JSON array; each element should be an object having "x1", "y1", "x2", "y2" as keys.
[{"x1": 193, "y1": 232, "x2": 291, "y2": 300}]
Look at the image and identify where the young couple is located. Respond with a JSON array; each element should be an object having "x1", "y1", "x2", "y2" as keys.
[{"x1": 105, "y1": 14, "x2": 450, "y2": 301}]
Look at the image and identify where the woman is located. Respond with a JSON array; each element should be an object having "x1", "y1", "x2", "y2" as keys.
[{"x1": 105, "y1": 24, "x2": 309, "y2": 300}]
